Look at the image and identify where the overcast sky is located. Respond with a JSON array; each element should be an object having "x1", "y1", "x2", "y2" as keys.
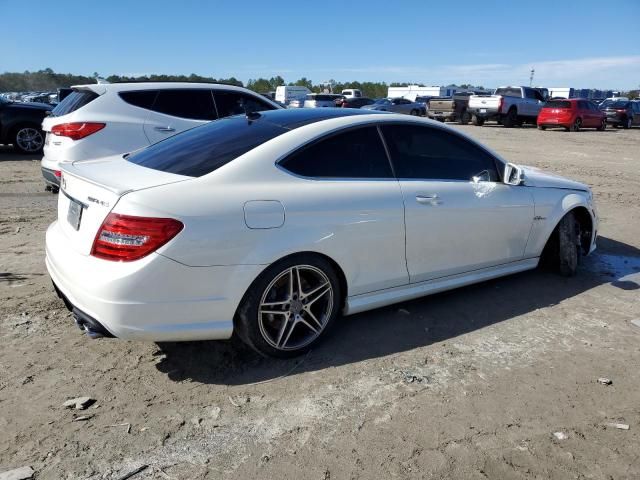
[{"x1": 1, "y1": 0, "x2": 639, "y2": 89}]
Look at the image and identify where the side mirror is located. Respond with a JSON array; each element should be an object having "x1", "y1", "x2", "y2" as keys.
[{"x1": 504, "y1": 163, "x2": 524, "y2": 185}]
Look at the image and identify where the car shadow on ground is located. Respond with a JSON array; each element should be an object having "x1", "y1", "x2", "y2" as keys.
[
  {"x1": 0, "y1": 145, "x2": 43, "y2": 160},
  {"x1": 155, "y1": 236, "x2": 640, "y2": 385}
]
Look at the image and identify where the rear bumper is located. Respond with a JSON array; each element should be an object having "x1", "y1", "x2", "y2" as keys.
[
  {"x1": 42, "y1": 167, "x2": 60, "y2": 187},
  {"x1": 468, "y1": 107, "x2": 500, "y2": 120},
  {"x1": 45, "y1": 220, "x2": 264, "y2": 342},
  {"x1": 427, "y1": 112, "x2": 455, "y2": 121}
]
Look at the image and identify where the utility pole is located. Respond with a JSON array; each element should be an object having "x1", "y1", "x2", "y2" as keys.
[{"x1": 529, "y1": 67, "x2": 535, "y2": 87}]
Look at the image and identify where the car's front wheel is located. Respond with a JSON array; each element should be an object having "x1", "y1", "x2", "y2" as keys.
[
  {"x1": 13, "y1": 125, "x2": 44, "y2": 154},
  {"x1": 235, "y1": 255, "x2": 341, "y2": 357},
  {"x1": 597, "y1": 119, "x2": 606, "y2": 131}
]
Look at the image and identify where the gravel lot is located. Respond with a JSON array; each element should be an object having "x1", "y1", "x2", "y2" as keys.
[{"x1": 1, "y1": 124, "x2": 639, "y2": 480}]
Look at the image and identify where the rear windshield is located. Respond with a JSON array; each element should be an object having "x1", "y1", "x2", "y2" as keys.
[
  {"x1": 544, "y1": 100, "x2": 571, "y2": 109},
  {"x1": 495, "y1": 87, "x2": 522, "y2": 98},
  {"x1": 306, "y1": 94, "x2": 336, "y2": 101},
  {"x1": 127, "y1": 116, "x2": 288, "y2": 177},
  {"x1": 605, "y1": 101, "x2": 629, "y2": 109},
  {"x1": 51, "y1": 90, "x2": 99, "y2": 116}
]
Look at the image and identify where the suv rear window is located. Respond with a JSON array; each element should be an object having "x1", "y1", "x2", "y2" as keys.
[
  {"x1": 126, "y1": 117, "x2": 287, "y2": 177},
  {"x1": 544, "y1": 100, "x2": 571, "y2": 109},
  {"x1": 119, "y1": 90, "x2": 158, "y2": 109},
  {"x1": 51, "y1": 90, "x2": 99, "y2": 116}
]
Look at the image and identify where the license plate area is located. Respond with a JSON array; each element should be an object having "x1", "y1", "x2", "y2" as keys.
[
  {"x1": 480, "y1": 108, "x2": 487, "y2": 113},
  {"x1": 67, "y1": 196, "x2": 84, "y2": 231}
]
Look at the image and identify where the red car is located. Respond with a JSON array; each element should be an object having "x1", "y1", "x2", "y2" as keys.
[{"x1": 537, "y1": 99, "x2": 606, "y2": 132}]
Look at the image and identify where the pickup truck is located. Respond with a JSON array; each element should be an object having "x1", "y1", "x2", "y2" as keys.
[
  {"x1": 427, "y1": 92, "x2": 478, "y2": 124},
  {"x1": 467, "y1": 86, "x2": 546, "y2": 127}
]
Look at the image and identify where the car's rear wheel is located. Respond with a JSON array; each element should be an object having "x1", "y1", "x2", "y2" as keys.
[
  {"x1": 459, "y1": 110, "x2": 471, "y2": 125},
  {"x1": 503, "y1": 108, "x2": 517, "y2": 128},
  {"x1": 410, "y1": 109, "x2": 419, "y2": 116},
  {"x1": 597, "y1": 118, "x2": 606, "y2": 131},
  {"x1": 623, "y1": 116, "x2": 632, "y2": 129},
  {"x1": 13, "y1": 125, "x2": 44, "y2": 154},
  {"x1": 537, "y1": 125, "x2": 546, "y2": 130},
  {"x1": 472, "y1": 115, "x2": 485, "y2": 126},
  {"x1": 235, "y1": 255, "x2": 341, "y2": 358},
  {"x1": 570, "y1": 118, "x2": 582, "y2": 132}
]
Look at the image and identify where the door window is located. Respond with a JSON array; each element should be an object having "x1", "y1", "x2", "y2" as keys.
[
  {"x1": 119, "y1": 90, "x2": 158, "y2": 109},
  {"x1": 381, "y1": 124, "x2": 500, "y2": 182},
  {"x1": 151, "y1": 89, "x2": 216, "y2": 120},
  {"x1": 279, "y1": 127, "x2": 393, "y2": 179},
  {"x1": 214, "y1": 92, "x2": 276, "y2": 117}
]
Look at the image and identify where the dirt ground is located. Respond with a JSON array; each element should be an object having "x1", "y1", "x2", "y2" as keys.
[{"x1": 1, "y1": 123, "x2": 639, "y2": 480}]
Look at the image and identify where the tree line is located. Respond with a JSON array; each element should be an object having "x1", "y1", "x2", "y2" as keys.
[{"x1": 0, "y1": 68, "x2": 443, "y2": 99}]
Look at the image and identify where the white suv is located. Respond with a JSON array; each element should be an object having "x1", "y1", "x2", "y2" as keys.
[{"x1": 41, "y1": 82, "x2": 282, "y2": 190}]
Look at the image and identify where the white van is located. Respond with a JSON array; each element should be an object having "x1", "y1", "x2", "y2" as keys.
[
  {"x1": 341, "y1": 89, "x2": 362, "y2": 98},
  {"x1": 275, "y1": 86, "x2": 311, "y2": 106}
]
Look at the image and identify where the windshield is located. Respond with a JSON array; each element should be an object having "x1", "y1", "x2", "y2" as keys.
[
  {"x1": 374, "y1": 98, "x2": 390, "y2": 105},
  {"x1": 52, "y1": 90, "x2": 99, "y2": 116},
  {"x1": 603, "y1": 101, "x2": 629, "y2": 109}
]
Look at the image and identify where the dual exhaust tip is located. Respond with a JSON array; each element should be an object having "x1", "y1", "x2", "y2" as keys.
[{"x1": 72, "y1": 308, "x2": 115, "y2": 339}]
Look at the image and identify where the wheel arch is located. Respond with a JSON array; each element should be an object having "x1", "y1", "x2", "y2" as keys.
[
  {"x1": 233, "y1": 250, "x2": 349, "y2": 324},
  {"x1": 542, "y1": 204, "x2": 594, "y2": 257}
]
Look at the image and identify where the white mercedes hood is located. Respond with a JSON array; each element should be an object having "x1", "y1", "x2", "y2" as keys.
[{"x1": 521, "y1": 166, "x2": 589, "y2": 192}]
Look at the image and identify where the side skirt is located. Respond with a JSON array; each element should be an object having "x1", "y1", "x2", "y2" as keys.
[{"x1": 344, "y1": 258, "x2": 539, "y2": 315}]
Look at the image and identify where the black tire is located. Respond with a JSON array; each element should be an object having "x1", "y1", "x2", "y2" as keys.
[
  {"x1": 537, "y1": 125, "x2": 546, "y2": 130},
  {"x1": 570, "y1": 118, "x2": 582, "y2": 132},
  {"x1": 622, "y1": 116, "x2": 632, "y2": 129},
  {"x1": 472, "y1": 114, "x2": 485, "y2": 126},
  {"x1": 234, "y1": 254, "x2": 342, "y2": 358},
  {"x1": 459, "y1": 110, "x2": 471, "y2": 125},
  {"x1": 12, "y1": 125, "x2": 45, "y2": 154},
  {"x1": 410, "y1": 109, "x2": 419, "y2": 116},
  {"x1": 503, "y1": 108, "x2": 517, "y2": 128},
  {"x1": 597, "y1": 119, "x2": 606, "y2": 131},
  {"x1": 557, "y1": 212, "x2": 581, "y2": 277}
]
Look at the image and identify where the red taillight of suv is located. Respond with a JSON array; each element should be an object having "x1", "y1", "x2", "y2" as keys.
[
  {"x1": 51, "y1": 122, "x2": 106, "y2": 140},
  {"x1": 91, "y1": 213, "x2": 184, "y2": 262}
]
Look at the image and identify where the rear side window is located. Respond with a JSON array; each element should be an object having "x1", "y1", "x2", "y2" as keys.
[
  {"x1": 151, "y1": 89, "x2": 216, "y2": 120},
  {"x1": 52, "y1": 90, "x2": 99, "y2": 116},
  {"x1": 381, "y1": 124, "x2": 500, "y2": 182},
  {"x1": 127, "y1": 117, "x2": 287, "y2": 177},
  {"x1": 214, "y1": 92, "x2": 275, "y2": 118},
  {"x1": 280, "y1": 126, "x2": 393, "y2": 179},
  {"x1": 119, "y1": 90, "x2": 158, "y2": 109}
]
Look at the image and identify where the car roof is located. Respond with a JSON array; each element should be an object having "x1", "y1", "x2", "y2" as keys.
[
  {"x1": 70, "y1": 82, "x2": 252, "y2": 93},
  {"x1": 248, "y1": 108, "x2": 386, "y2": 129}
]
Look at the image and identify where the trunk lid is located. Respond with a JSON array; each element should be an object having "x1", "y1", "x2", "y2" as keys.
[
  {"x1": 58, "y1": 155, "x2": 191, "y2": 255},
  {"x1": 428, "y1": 99, "x2": 454, "y2": 112}
]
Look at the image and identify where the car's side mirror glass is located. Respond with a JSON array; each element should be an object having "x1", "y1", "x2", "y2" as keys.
[{"x1": 504, "y1": 163, "x2": 524, "y2": 185}]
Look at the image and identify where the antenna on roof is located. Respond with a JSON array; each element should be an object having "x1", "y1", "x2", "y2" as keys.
[{"x1": 529, "y1": 67, "x2": 535, "y2": 87}]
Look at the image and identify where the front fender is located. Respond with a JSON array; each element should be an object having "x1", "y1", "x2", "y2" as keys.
[{"x1": 525, "y1": 189, "x2": 596, "y2": 258}]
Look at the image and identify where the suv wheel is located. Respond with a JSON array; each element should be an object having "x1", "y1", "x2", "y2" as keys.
[
  {"x1": 623, "y1": 116, "x2": 632, "y2": 129},
  {"x1": 13, "y1": 126, "x2": 44, "y2": 154},
  {"x1": 459, "y1": 110, "x2": 471, "y2": 125},
  {"x1": 570, "y1": 118, "x2": 582, "y2": 132},
  {"x1": 597, "y1": 119, "x2": 606, "y2": 131}
]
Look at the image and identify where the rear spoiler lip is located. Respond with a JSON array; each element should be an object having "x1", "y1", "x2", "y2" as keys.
[{"x1": 60, "y1": 160, "x2": 192, "y2": 197}]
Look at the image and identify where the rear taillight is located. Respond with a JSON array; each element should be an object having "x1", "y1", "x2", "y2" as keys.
[
  {"x1": 91, "y1": 213, "x2": 183, "y2": 262},
  {"x1": 51, "y1": 122, "x2": 105, "y2": 140},
  {"x1": 54, "y1": 170, "x2": 61, "y2": 178},
  {"x1": 616, "y1": 109, "x2": 626, "y2": 113}
]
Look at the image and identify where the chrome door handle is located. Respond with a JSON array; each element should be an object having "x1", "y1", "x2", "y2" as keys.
[
  {"x1": 416, "y1": 194, "x2": 441, "y2": 205},
  {"x1": 154, "y1": 126, "x2": 175, "y2": 132}
]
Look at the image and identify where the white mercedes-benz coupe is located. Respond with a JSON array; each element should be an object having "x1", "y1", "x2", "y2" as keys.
[{"x1": 45, "y1": 109, "x2": 597, "y2": 357}]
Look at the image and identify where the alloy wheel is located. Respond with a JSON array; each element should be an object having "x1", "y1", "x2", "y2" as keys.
[
  {"x1": 258, "y1": 265, "x2": 334, "y2": 351},
  {"x1": 15, "y1": 128, "x2": 44, "y2": 152}
]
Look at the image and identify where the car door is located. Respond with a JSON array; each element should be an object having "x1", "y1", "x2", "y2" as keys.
[
  {"x1": 143, "y1": 89, "x2": 216, "y2": 144},
  {"x1": 277, "y1": 126, "x2": 409, "y2": 295},
  {"x1": 380, "y1": 123, "x2": 535, "y2": 283}
]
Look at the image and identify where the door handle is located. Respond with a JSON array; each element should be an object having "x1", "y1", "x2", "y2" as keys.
[
  {"x1": 154, "y1": 126, "x2": 176, "y2": 132},
  {"x1": 416, "y1": 194, "x2": 442, "y2": 205}
]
